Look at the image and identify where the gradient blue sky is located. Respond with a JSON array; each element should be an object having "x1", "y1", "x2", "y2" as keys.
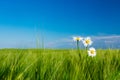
[{"x1": 0, "y1": 0, "x2": 120, "y2": 48}]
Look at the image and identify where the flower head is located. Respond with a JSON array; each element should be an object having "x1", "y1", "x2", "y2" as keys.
[
  {"x1": 83, "y1": 37, "x2": 92, "y2": 47},
  {"x1": 88, "y1": 47, "x2": 96, "y2": 57},
  {"x1": 73, "y1": 36, "x2": 83, "y2": 41}
]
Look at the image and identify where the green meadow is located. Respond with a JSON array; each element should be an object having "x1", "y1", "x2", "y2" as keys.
[{"x1": 0, "y1": 49, "x2": 120, "y2": 80}]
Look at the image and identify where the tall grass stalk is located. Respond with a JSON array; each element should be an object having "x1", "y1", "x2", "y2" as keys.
[{"x1": 0, "y1": 49, "x2": 120, "y2": 80}]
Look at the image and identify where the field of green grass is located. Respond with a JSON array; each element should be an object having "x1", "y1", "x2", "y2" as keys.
[{"x1": 0, "y1": 49, "x2": 120, "y2": 80}]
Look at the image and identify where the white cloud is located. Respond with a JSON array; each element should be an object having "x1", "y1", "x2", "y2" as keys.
[
  {"x1": 46, "y1": 37, "x2": 74, "y2": 48},
  {"x1": 0, "y1": 35, "x2": 119, "y2": 49},
  {"x1": 46, "y1": 35, "x2": 120, "y2": 49},
  {"x1": 92, "y1": 35, "x2": 120, "y2": 40}
]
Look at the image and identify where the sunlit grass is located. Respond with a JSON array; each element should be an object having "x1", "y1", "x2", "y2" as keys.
[{"x1": 0, "y1": 49, "x2": 120, "y2": 80}]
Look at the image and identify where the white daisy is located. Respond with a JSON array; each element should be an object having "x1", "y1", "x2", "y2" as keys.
[
  {"x1": 73, "y1": 36, "x2": 83, "y2": 41},
  {"x1": 83, "y1": 37, "x2": 92, "y2": 47},
  {"x1": 88, "y1": 47, "x2": 96, "y2": 57}
]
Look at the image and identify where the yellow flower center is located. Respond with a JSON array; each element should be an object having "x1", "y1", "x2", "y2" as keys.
[
  {"x1": 76, "y1": 37, "x2": 80, "y2": 41},
  {"x1": 90, "y1": 50, "x2": 95, "y2": 54},
  {"x1": 85, "y1": 39, "x2": 90, "y2": 44}
]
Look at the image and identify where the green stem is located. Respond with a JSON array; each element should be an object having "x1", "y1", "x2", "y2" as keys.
[
  {"x1": 86, "y1": 46, "x2": 88, "y2": 51},
  {"x1": 77, "y1": 40, "x2": 81, "y2": 59},
  {"x1": 86, "y1": 46, "x2": 88, "y2": 57},
  {"x1": 77, "y1": 40, "x2": 79, "y2": 50}
]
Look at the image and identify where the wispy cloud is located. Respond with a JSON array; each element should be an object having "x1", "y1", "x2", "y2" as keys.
[
  {"x1": 92, "y1": 35, "x2": 120, "y2": 39},
  {"x1": 46, "y1": 35, "x2": 120, "y2": 49},
  {"x1": 0, "y1": 41, "x2": 36, "y2": 49},
  {"x1": 0, "y1": 35, "x2": 119, "y2": 49},
  {"x1": 92, "y1": 35, "x2": 120, "y2": 49},
  {"x1": 46, "y1": 37, "x2": 74, "y2": 48}
]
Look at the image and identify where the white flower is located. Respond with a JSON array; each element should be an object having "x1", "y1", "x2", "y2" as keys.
[
  {"x1": 83, "y1": 37, "x2": 92, "y2": 47},
  {"x1": 73, "y1": 36, "x2": 83, "y2": 41},
  {"x1": 88, "y1": 47, "x2": 96, "y2": 57}
]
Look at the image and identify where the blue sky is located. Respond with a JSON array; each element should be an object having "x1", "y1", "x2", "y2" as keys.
[{"x1": 0, "y1": 0, "x2": 120, "y2": 48}]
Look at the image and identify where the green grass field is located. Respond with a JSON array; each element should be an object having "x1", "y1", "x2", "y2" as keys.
[{"x1": 0, "y1": 49, "x2": 120, "y2": 80}]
